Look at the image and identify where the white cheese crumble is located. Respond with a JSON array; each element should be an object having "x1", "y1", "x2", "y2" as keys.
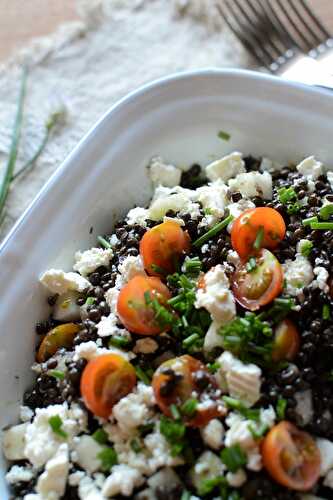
[
  {"x1": 40, "y1": 269, "x2": 90, "y2": 294},
  {"x1": 203, "y1": 321, "x2": 224, "y2": 353},
  {"x1": 73, "y1": 247, "x2": 113, "y2": 276},
  {"x1": 196, "y1": 180, "x2": 229, "y2": 224},
  {"x1": 228, "y1": 171, "x2": 272, "y2": 200},
  {"x1": 163, "y1": 215, "x2": 185, "y2": 226},
  {"x1": 96, "y1": 313, "x2": 130, "y2": 339},
  {"x1": 205, "y1": 152, "x2": 245, "y2": 182},
  {"x1": 316, "y1": 438, "x2": 333, "y2": 475},
  {"x1": 5, "y1": 465, "x2": 34, "y2": 484},
  {"x1": 149, "y1": 156, "x2": 182, "y2": 187},
  {"x1": 226, "y1": 199, "x2": 256, "y2": 233},
  {"x1": 324, "y1": 469, "x2": 333, "y2": 489},
  {"x1": 195, "y1": 265, "x2": 236, "y2": 324},
  {"x1": 105, "y1": 287, "x2": 119, "y2": 314},
  {"x1": 36, "y1": 443, "x2": 69, "y2": 499},
  {"x1": 226, "y1": 468, "x2": 247, "y2": 487},
  {"x1": 200, "y1": 419, "x2": 224, "y2": 450},
  {"x1": 133, "y1": 337, "x2": 159, "y2": 354},
  {"x1": 149, "y1": 185, "x2": 200, "y2": 221},
  {"x1": 296, "y1": 156, "x2": 323, "y2": 180},
  {"x1": 294, "y1": 390, "x2": 314, "y2": 426},
  {"x1": 118, "y1": 255, "x2": 146, "y2": 285},
  {"x1": 327, "y1": 171, "x2": 333, "y2": 190},
  {"x1": 20, "y1": 406, "x2": 34, "y2": 423},
  {"x1": 190, "y1": 451, "x2": 225, "y2": 493},
  {"x1": 282, "y1": 254, "x2": 314, "y2": 297},
  {"x1": 216, "y1": 351, "x2": 262, "y2": 407},
  {"x1": 113, "y1": 383, "x2": 155, "y2": 433},
  {"x1": 73, "y1": 435, "x2": 103, "y2": 474},
  {"x1": 73, "y1": 340, "x2": 134, "y2": 362},
  {"x1": 78, "y1": 475, "x2": 104, "y2": 500},
  {"x1": 3, "y1": 422, "x2": 28, "y2": 460},
  {"x1": 68, "y1": 470, "x2": 85, "y2": 487},
  {"x1": 312, "y1": 266, "x2": 329, "y2": 293},
  {"x1": 126, "y1": 207, "x2": 149, "y2": 227},
  {"x1": 102, "y1": 464, "x2": 144, "y2": 497}
]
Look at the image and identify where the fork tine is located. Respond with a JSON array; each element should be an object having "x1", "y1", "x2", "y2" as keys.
[
  {"x1": 289, "y1": 0, "x2": 325, "y2": 47},
  {"x1": 261, "y1": 0, "x2": 303, "y2": 52},
  {"x1": 299, "y1": 0, "x2": 331, "y2": 41},
  {"x1": 217, "y1": 2, "x2": 269, "y2": 68},
  {"x1": 273, "y1": 0, "x2": 314, "y2": 52}
]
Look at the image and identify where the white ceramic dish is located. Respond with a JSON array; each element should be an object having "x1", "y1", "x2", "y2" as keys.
[{"x1": 0, "y1": 68, "x2": 333, "y2": 496}]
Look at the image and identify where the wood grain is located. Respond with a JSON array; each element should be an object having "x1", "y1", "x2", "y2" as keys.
[{"x1": 0, "y1": 0, "x2": 332, "y2": 62}]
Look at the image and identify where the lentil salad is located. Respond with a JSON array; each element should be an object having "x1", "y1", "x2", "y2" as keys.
[{"x1": 3, "y1": 152, "x2": 333, "y2": 500}]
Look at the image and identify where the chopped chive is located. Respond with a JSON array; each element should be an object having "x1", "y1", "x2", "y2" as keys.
[
  {"x1": 323, "y1": 304, "x2": 331, "y2": 320},
  {"x1": 302, "y1": 216, "x2": 318, "y2": 226},
  {"x1": 287, "y1": 201, "x2": 301, "y2": 215},
  {"x1": 199, "y1": 476, "x2": 226, "y2": 496},
  {"x1": 48, "y1": 415, "x2": 68, "y2": 439},
  {"x1": 218, "y1": 130, "x2": 231, "y2": 141},
  {"x1": 180, "y1": 398, "x2": 198, "y2": 418},
  {"x1": 181, "y1": 490, "x2": 191, "y2": 500},
  {"x1": 92, "y1": 428, "x2": 108, "y2": 445},
  {"x1": 182, "y1": 333, "x2": 200, "y2": 348},
  {"x1": 193, "y1": 214, "x2": 233, "y2": 247},
  {"x1": 248, "y1": 422, "x2": 268, "y2": 439},
  {"x1": 151, "y1": 263, "x2": 167, "y2": 275},
  {"x1": 97, "y1": 235, "x2": 112, "y2": 249},
  {"x1": 253, "y1": 226, "x2": 264, "y2": 250},
  {"x1": 97, "y1": 447, "x2": 118, "y2": 471},
  {"x1": 207, "y1": 361, "x2": 221, "y2": 373},
  {"x1": 277, "y1": 186, "x2": 297, "y2": 204},
  {"x1": 130, "y1": 438, "x2": 142, "y2": 453},
  {"x1": 160, "y1": 416, "x2": 185, "y2": 441},
  {"x1": 299, "y1": 240, "x2": 313, "y2": 257},
  {"x1": 276, "y1": 397, "x2": 287, "y2": 420},
  {"x1": 48, "y1": 369, "x2": 65, "y2": 380},
  {"x1": 222, "y1": 396, "x2": 260, "y2": 420},
  {"x1": 170, "y1": 404, "x2": 181, "y2": 420},
  {"x1": 319, "y1": 203, "x2": 333, "y2": 220},
  {"x1": 184, "y1": 256, "x2": 202, "y2": 275},
  {"x1": 139, "y1": 422, "x2": 155, "y2": 436},
  {"x1": 134, "y1": 365, "x2": 151, "y2": 385},
  {"x1": 310, "y1": 222, "x2": 333, "y2": 230},
  {"x1": 246, "y1": 256, "x2": 257, "y2": 273},
  {"x1": 220, "y1": 444, "x2": 247, "y2": 472},
  {"x1": 109, "y1": 335, "x2": 131, "y2": 348},
  {"x1": 85, "y1": 296, "x2": 96, "y2": 306}
]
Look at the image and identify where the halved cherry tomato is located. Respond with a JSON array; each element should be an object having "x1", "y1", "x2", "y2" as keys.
[
  {"x1": 140, "y1": 221, "x2": 190, "y2": 277},
  {"x1": 262, "y1": 421, "x2": 321, "y2": 491},
  {"x1": 80, "y1": 354, "x2": 136, "y2": 419},
  {"x1": 232, "y1": 249, "x2": 283, "y2": 311},
  {"x1": 37, "y1": 323, "x2": 80, "y2": 362},
  {"x1": 117, "y1": 275, "x2": 172, "y2": 335},
  {"x1": 272, "y1": 319, "x2": 300, "y2": 362},
  {"x1": 152, "y1": 355, "x2": 221, "y2": 427},
  {"x1": 231, "y1": 207, "x2": 286, "y2": 259}
]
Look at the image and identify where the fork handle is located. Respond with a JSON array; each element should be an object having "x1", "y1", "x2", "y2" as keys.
[{"x1": 280, "y1": 53, "x2": 333, "y2": 90}]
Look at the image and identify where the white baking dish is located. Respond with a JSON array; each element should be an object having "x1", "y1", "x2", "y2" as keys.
[{"x1": 0, "y1": 69, "x2": 332, "y2": 497}]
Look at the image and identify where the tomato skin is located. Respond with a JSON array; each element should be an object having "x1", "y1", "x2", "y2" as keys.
[
  {"x1": 272, "y1": 319, "x2": 300, "y2": 362},
  {"x1": 231, "y1": 207, "x2": 286, "y2": 259},
  {"x1": 232, "y1": 249, "x2": 283, "y2": 311},
  {"x1": 80, "y1": 354, "x2": 136, "y2": 419},
  {"x1": 117, "y1": 275, "x2": 172, "y2": 335},
  {"x1": 262, "y1": 421, "x2": 321, "y2": 491},
  {"x1": 37, "y1": 323, "x2": 80, "y2": 362},
  {"x1": 140, "y1": 221, "x2": 190, "y2": 276},
  {"x1": 152, "y1": 355, "x2": 221, "y2": 427}
]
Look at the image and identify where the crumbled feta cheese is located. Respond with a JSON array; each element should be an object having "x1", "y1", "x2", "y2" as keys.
[
  {"x1": 196, "y1": 180, "x2": 229, "y2": 223},
  {"x1": 226, "y1": 199, "x2": 256, "y2": 233},
  {"x1": 226, "y1": 249, "x2": 241, "y2": 267},
  {"x1": 216, "y1": 351, "x2": 261, "y2": 407},
  {"x1": 228, "y1": 171, "x2": 272, "y2": 199},
  {"x1": 205, "y1": 152, "x2": 245, "y2": 182},
  {"x1": 163, "y1": 216, "x2": 185, "y2": 226},
  {"x1": 327, "y1": 171, "x2": 333, "y2": 190},
  {"x1": 118, "y1": 255, "x2": 146, "y2": 284},
  {"x1": 36, "y1": 443, "x2": 69, "y2": 499},
  {"x1": 109, "y1": 234, "x2": 119, "y2": 247},
  {"x1": 3, "y1": 422, "x2": 28, "y2": 460},
  {"x1": 324, "y1": 469, "x2": 333, "y2": 489},
  {"x1": 316, "y1": 438, "x2": 333, "y2": 475},
  {"x1": 283, "y1": 255, "x2": 314, "y2": 297},
  {"x1": 226, "y1": 468, "x2": 247, "y2": 487},
  {"x1": 53, "y1": 291, "x2": 81, "y2": 322},
  {"x1": 69, "y1": 470, "x2": 85, "y2": 487},
  {"x1": 105, "y1": 287, "x2": 119, "y2": 313},
  {"x1": 6, "y1": 465, "x2": 34, "y2": 484},
  {"x1": 73, "y1": 341, "x2": 134, "y2": 362},
  {"x1": 190, "y1": 451, "x2": 225, "y2": 493},
  {"x1": 294, "y1": 390, "x2": 314, "y2": 427},
  {"x1": 195, "y1": 265, "x2": 236, "y2": 324},
  {"x1": 296, "y1": 156, "x2": 323, "y2": 180},
  {"x1": 126, "y1": 207, "x2": 149, "y2": 227},
  {"x1": 20, "y1": 406, "x2": 34, "y2": 423},
  {"x1": 78, "y1": 475, "x2": 104, "y2": 500},
  {"x1": 74, "y1": 248, "x2": 113, "y2": 277},
  {"x1": 203, "y1": 321, "x2": 224, "y2": 353},
  {"x1": 149, "y1": 185, "x2": 200, "y2": 221},
  {"x1": 149, "y1": 156, "x2": 182, "y2": 187},
  {"x1": 113, "y1": 383, "x2": 155, "y2": 433},
  {"x1": 144, "y1": 429, "x2": 184, "y2": 472},
  {"x1": 40, "y1": 269, "x2": 90, "y2": 294},
  {"x1": 147, "y1": 467, "x2": 182, "y2": 493},
  {"x1": 200, "y1": 419, "x2": 224, "y2": 450},
  {"x1": 96, "y1": 313, "x2": 130, "y2": 338},
  {"x1": 73, "y1": 435, "x2": 103, "y2": 474},
  {"x1": 312, "y1": 266, "x2": 329, "y2": 293},
  {"x1": 133, "y1": 337, "x2": 158, "y2": 354},
  {"x1": 102, "y1": 464, "x2": 144, "y2": 497}
]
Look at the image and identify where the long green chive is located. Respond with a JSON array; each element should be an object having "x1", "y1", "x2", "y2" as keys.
[
  {"x1": 310, "y1": 222, "x2": 333, "y2": 230},
  {"x1": 220, "y1": 444, "x2": 247, "y2": 472},
  {"x1": 248, "y1": 422, "x2": 268, "y2": 439},
  {"x1": 48, "y1": 415, "x2": 68, "y2": 439},
  {"x1": 97, "y1": 447, "x2": 118, "y2": 471},
  {"x1": 253, "y1": 226, "x2": 264, "y2": 250},
  {"x1": 276, "y1": 397, "x2": 287, "y2": 420},
  {"x1": 218, "y1": 130, "x2": 231, "y2": 141},
  {"x1": 109, "y1": 335, "x2": 131, "y2": 348},
  {"x1": 323, "y1": 304, "x2": 331, "y2": 320},
  {"x1": 135, "y1": 366, "x2": 151, "y2": 385},
  {"x1": 170, "y1": 404, "x2": 181, "y2": 420},
  {"x1": 97, "y1": 236, "x2": 112, "y2": 249},
  {"x1": 159, "y1": 416, "x2": 185, "y2": 441},
  {"x1": 0, "y1": 67, "x2": 28, "y2": 219},
  {"x1": 182, "y1": 333, "x2": 200, "y2": 348},
  {"x1": 180, "y1": 398, "x2": 198, "y2": 418},
  {"x1": 246, "y1": 256, "x2": 257, "y2": 272},
  {"x1": 222, "y1": 396, "x2": 260, "y2": 420},
  {"x1": 48, "y1": 369, "x2": 65, "y2": 380},
  {"x1": 207, "y1": 361, "x2": 221, "y2": 373},
  {"x1": 299, "y1": 239, "x2": 313, "y2": 257},
  {"x1": 302, "y1": 216, "x2": 318, "y2": 226},
  {"x1": 85, "y1": 296, "x2": 96, "y2": 306},
  {"x1": 199, "y1": 476, "x2": 226, "y2": 496},
  {"x1": 193, "y1": 214, "x2": 233, "y2": 247},
  {"x1": 92, "y1": 428, "x2": 108, "y2": 445},
  {"x1": 277, "y1": 186, "x2": 297, "y2": 204},
  {"x1": 319, "y1": 203, "x2": 333, "y2": 220},
  {"x1": 184, "y1": 257, "x2": 202, "y2": 275}
]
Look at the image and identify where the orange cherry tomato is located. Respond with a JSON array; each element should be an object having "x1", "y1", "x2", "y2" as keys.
[
  {"x1": 37, "y1": 323, "x2": 80, "y2": 363},
  {"x1": 80, "y1": 354, "x2": 136, "y2": 419},
  {"x1": 231, "y1": 207, "x2": 286, "y2": 259},
  {"x1": 140, "y1": 221, "x2": 190, "y2": 277},
  {"x1": 262, "y1": 421, "x2": 321, "y2": 491},
  {"x1": 152, "y1": 355, "x2": 221, "y2": 427},
  {"x1": 272, "y1": 319, "x2": 300, "y2": 362},
  {"x1": 117, "y1": 275, "x2": 172, "y2": 335},
  {"x1": 231, "y1": 249, "x2": 283, "y2": 311}
]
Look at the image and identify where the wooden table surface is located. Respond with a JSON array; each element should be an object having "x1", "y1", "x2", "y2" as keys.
[{"x1": 0, "y1": 0, "x2": 332, "y2": 62}]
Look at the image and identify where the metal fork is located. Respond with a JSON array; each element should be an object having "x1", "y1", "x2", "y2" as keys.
[{"x1": 217, "y1": 0, "x2": 333, "y2": 88}]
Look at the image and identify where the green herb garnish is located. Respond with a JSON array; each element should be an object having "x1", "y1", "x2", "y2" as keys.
[
  {"x1": 85, "y1": 296, "x2": 96, "y2": 306},
  {"x1": 134, "y1": 365, "x2": 152, "y2": 385},
  {"x1": 97, "y1": 235, "x2": 112, "y2": 249},
  {"x1": 181, "y1": 490, "x2": 191, "y2": 500},
  {"x1": 170, "y1": 404, "x2": 181, "y2": 420},
  {"x1": 130, "y1": 438, "x2": 142, "y2": 453},
  {"x1": 183, "y1": 256, "x2": 202, "y2": 276},
  {"x1": 48, "y1": 369, "x2": 65, "y2": 380},
  {"x1": 276, "y1": 397, "x2": 287, "y2": 420},
  {"x1": 180, "y1": 398, "x2": 198, "y2": 418},
  {"x1": 299, "y1": 239, "x2": 313, "y2": 257},
  {"x1": 92, "y1": 428, "x2": 108, "y2": 445},
  {"x1": 222, "y1": 396, "x2": 260, "y2": 421},
  {"x1": 253, "y1": 226, "x2": 264, "y2": 250},
  {"x1": 248, "y1": 422, "x2": 268, "y2": 439},
  {"x1": 48, "y1": 415, "x2": 68, "y2": 439},
  {"x1": 109, "y1": 335, "x2": 132, "y2": 349},
  {"x1": 199, "y1": 476, "x2": 227, "y2": 496},
  {"x1": 221, "y1": 444, "x2": 247, "y2": 472},
  {"x1": 319, "y1": 203, "x2": 333, "y2": 220},
  {"x1": 160, "y1": 416, "x2": 186, "y2": 456},
  {"x1": 207, "y1": 361, "x2": 221, "y2": 373},
  {"x1": 323, "y1": 304, "x2": 331, "y2": 320},
  {"x1": 97, "y1": 447, "x2": 118, "y2": 471},
  {"x1": 310, "y1": 222, "x2": 333, "y2": 230},
  {"x1": 278, "y1": 186, "x2": 297, "y2": 204},
  {"x1": 193, "y1": 214, "x2": 233, "y2": 247},
  {"x1": 151, "y1": 263, "x2": 168, "y2": 275},
  {"x1": 246, "y1": 256, "x2": 257, "y2": 272},
  {"x1": 144, "y1": 290, "x2": 175, "y2": 330},
  {"x1": 218, "y1": 130, "x2": 231, "y2": 141},
  {"x1": 302, "y1": 216, "x2": 318, "y2": 226}
]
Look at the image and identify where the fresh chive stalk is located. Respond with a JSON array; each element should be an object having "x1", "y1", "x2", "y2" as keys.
[
  {"x1": 170, "y1": 404, "x2": 181, "y2": 420},
  {"x1": 310, "y1": 222, "x2": 333, "y2": 230},
  {"x1": 276, "y1": 397, "x2": 287, "y2": 420},
  {"x1": 109, "y1": 335, "x2": 131, "y2": 348},
  {"x1": 302, "y1": 216, "x2": 318, "y2": 226},
  {"x1": 97, "y1": 236, "x2": 112, "y2": 249},
  {"x1": 193, "y1": 214, "x2": 233, "y2": 247},
  {"x1": 323, "y1": 304, "x2": 331, "y2": 320},
  {"x1": 92, "y1": 428, "x2": 108, "y2": 445},
  {"x1": 253, "y1": 226, "x2": 264, "y2": 250},
  {"x1": 218, "y1": 130, "x2": 231, "y2": 141},
  {"x1": 134, "y1": 365, "x2": 151, "y2": 385},
  {"x1": 48, "y1": 415, "x2": 68, "y2": 438},
  {"x1": 319, "y1": 203, "x2": 333, "y2": 220},
  {"x1": 48, "y1": 369, "x2": 65, "y2": 380}
]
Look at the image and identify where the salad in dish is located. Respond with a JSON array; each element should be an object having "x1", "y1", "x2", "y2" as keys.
[{"x1": 3, "y1": 151, "x2": 333, "y2": 500}]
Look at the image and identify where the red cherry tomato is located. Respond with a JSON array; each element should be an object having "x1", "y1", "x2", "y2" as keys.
[
  {"x1": 272, "y1": 319, "x2": 300, "y2": 362},
  {"x1": 80, "y1": 354, "x2": 136, "y2": 419},
  {"x1": 152, "y1": 355, "x2": 221, "y2": 427},
  {"x1": 231, "y1": 249, "x2": 283, "y2": 311},
  {"x1": 262, "y1": 421, "x2": 321, "y2": 491},
  {"x1": 231, "y1": 207, "x2": 286, "y2": 259},
  {"x1": 140, "y1": 221, "x2": 190, "y2": 276},
  {"x1": 117, "y1": 275, "x2": 172, "y2": 335}
]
